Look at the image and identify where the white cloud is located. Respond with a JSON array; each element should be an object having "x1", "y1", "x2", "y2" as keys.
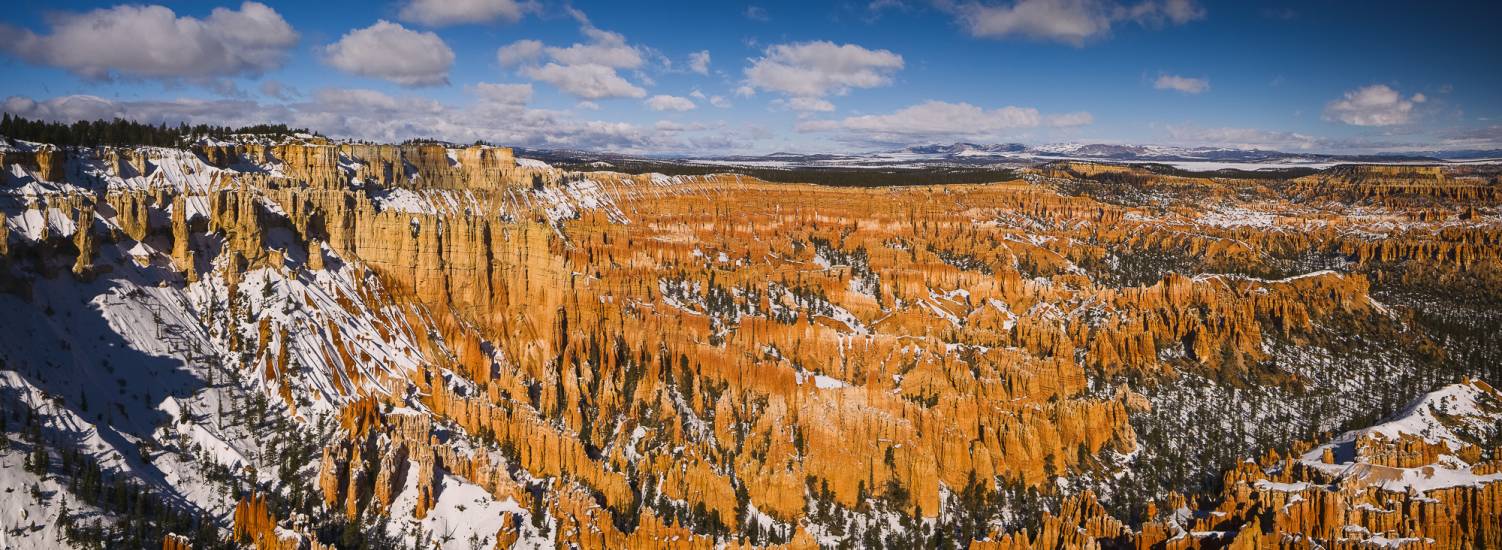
[
  {"x1": 943, "y1": 0, "x2": 1205, "y2": 46},
  {"x1": 797, "y1": 100, "x2": 1090, "y2": 144},
  {"x1": 324, "y1": 20, "x2": 453, "y2": 86},
  {"x1": 782, "y1": 97, "x2": 836, "y2": 112},
  {"x1": 1324, "y1": 84, "x2": 1422, "y2": 126},
  {"x1": 735, "y1": 86, "x2": 757, "y2": 98},
  {"x1": 545, "y1": 28, "x2": 643, "y2": 69},
  {"x1": 575, "y1": 101, "x2": 601, "y2": 111},
  {"x1": 501, "y1": 10, "x2": 651, "y2": 100},
  {"x1": 1154, "y1": 74, "x2": 1209, "y2": 94},
  {"x1": 0, "y1": 2, "x2": 297, "y2": 80},
  {"x1": 745, "y1": 6, "x2": 771, "y2": 21},
  {"x1": 646, "y1": 95, "x2": 697, "y2": 111},
  {"x1": 744, "y1": 41, "x2": 904, "y2": 97},
  {"x1": 688, "y1": 51, "x2": 711, "y2": 75},
  {"x1": 4, "y1": 95, "x2": 132, "y2": 123},
  {"x1": 471, "y1": 83, "x2": 533, "y2": 106},
  {"x1": 398, "y1": 0, "x2": 532, "y2": 26},
  {"x1": 497, "y1": 39, "x2": 545, "y2": 67},
  {"x1": 521, "y1": 63, "x2": 646, "y2": 99},
  {"x1": 689, "y1": 89, "x2": 732, "y2": 108}
]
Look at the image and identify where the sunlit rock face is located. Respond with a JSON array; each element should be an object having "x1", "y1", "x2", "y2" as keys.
[{"x1": 2, "y1": 135, "x2": 1500, "y2": 549}]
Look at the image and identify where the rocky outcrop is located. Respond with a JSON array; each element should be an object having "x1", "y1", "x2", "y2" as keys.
[
  {"x1": 968, "y1": 380, "x2": 1502, "y2": 549},
  {"x1": 1292, "y1": 164, "x2": 1502, "y2": 206},
  {"x1": 161, "y1": 533, "x2": 192, "y2": 550},
  {"x1": 233, "y1": 493, "x2": 333, "y2": 550},
  {"x1": 0, "y1": 143, "x2": 67, "y2": 182},
  {"x1": 70, "y1": 204, "x2": 94, "y2": 277}
]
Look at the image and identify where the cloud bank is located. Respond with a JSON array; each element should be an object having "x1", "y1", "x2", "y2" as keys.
[
  {"x1": 324, "y1": 21, "x2": 454, "y2": 86},
  {"x1": 0, "y1": 2, "x2": 297, "y2": 80}
]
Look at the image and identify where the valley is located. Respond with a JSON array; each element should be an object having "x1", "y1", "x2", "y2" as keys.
[{"x1": 1, "y1": 134, "x2": 1500, "y2": 549}]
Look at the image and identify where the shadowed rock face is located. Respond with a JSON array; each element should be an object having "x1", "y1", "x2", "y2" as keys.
[{"x1": 2, "y1": 139, "x2": 1500, "y2": 549}]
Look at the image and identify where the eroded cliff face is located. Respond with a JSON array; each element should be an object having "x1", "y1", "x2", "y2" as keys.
[{"x1": 2, "y1": 139, "x2": 1499, "y2": 549}]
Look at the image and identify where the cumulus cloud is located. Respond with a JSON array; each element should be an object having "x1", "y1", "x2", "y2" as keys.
[
  {"x1": 646, "y1": 95, "x2": 697, "y2": 111},
  {"x1": 941, "y1": 0, "x2": 1205, "y2": 46},
  {"x1": 798, "y1": 100, "x2": 1090, "y2": 144},
  {"x1": 397, "y1": 0, "x2": 532, "y2": 26},
  {"x1": 1323, "y1": 84, "x2": 1423, "y2": 126},
  {"x1": 545, "y1": 27, "x2": 643, "y2": 69},
  {"x1": 470, "y1": 83, "x2": 533, "y2": 106},
  {"x1": 693, "y1": 90, "x2": 732, "y2": 108},
  {"x1": 500, "y1": 11, "x2": 651, "y2": 100},
  {"x1": 520, "y1": 63, "x2": 646, "y2": 99},
  {"x1": 688, "y1": 51, "x2": 712, "y2": 75},
  {"x1": 744, "y1": 41, "x2": 904, "y2": 98},
  {"x1": 0, "y1": 2, "x2": 297, "y2": 80},
  {"x1": 324, "y1": 21, "x2": 453, "y2": 86},
  {"x1": 497, "y1": 40, "x2": 545, "y2": 67},
  {"x1": 1154, "y1": 74, "x2": 1209, "y2": 94}
]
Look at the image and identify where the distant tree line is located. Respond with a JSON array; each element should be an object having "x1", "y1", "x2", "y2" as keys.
[{"x1": 0, "y1": 113, "x2": 308, "y2": 148}]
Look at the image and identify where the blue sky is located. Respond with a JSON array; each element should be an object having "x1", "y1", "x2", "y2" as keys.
[{"x1": 1, "y1": 0, "x2": 1498, "y2": 154}]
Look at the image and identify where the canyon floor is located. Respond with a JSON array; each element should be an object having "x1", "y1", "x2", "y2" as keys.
[{"x1": 1, "y1": 136, "x2": 1500, "y2": 549}]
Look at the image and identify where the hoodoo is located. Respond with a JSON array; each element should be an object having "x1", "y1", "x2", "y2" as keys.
[{"x1": 1, "y1": 2, "x2": 1499, "y2": 545}]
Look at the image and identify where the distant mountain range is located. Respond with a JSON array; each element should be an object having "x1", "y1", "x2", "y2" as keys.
[
  {"x1": 671, "y1": 142, "x2": 1502, "y2": 172},
  {"x1": 516, "y1": 142, "x2": 1502, "y2": 173},
  {"x1": 912, "y1": 142, "x2": 1502, "y2": 163}
]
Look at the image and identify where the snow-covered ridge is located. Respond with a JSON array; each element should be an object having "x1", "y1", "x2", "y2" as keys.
[
  {"x1": 1297, "y1": 380, "x2": 1502, "y2": 494},
  {"x1": 1316, "y1": 379, "x2": 1500, "y2": 452}
]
